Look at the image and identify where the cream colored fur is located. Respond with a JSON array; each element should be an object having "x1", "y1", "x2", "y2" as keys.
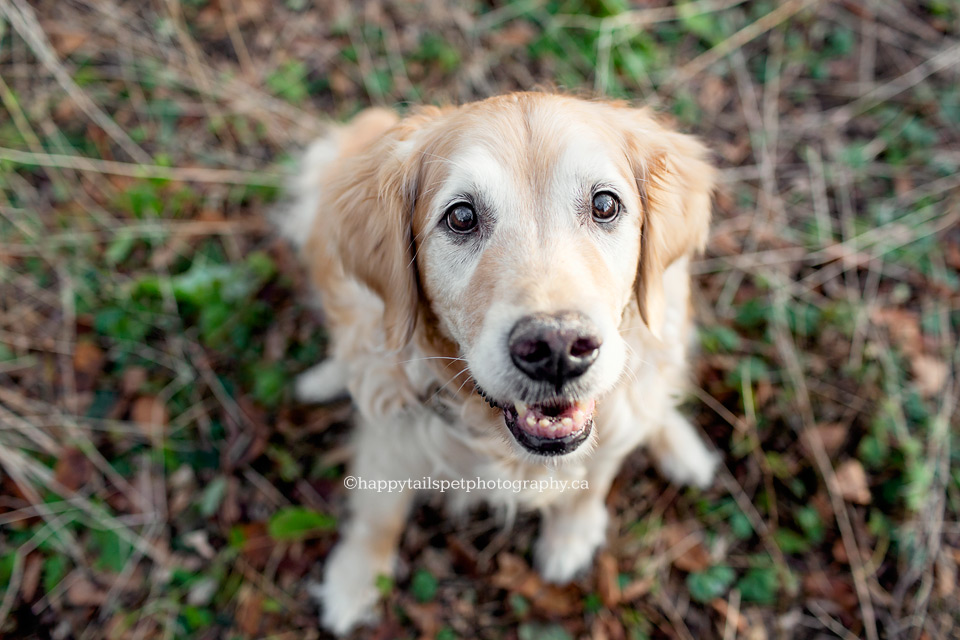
[{"x1": 278, "y1": 93, "x2": 720, "y2": 635}]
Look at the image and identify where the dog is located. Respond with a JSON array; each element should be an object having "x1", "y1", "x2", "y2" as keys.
[{"x1": 277, "y1": 92, "x2": 720, "y2": 635}]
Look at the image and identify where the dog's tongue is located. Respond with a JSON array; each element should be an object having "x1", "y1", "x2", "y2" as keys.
[{"x1": 512, "y1": 399, "x2": 596, "y2": 439}]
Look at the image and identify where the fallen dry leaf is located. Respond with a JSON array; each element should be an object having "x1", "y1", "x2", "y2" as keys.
[
  {"x1": 72, "y1": 341, "x2": 104, "y2": 375},
  {"x1": 130, "y1": 396, "x2": 169, "y2": 439},
  {"x1": 832, "y1": 538, "x2": 849, "y2": 564},
  {"x1": 911, "y1": 354, "x2": 949, "y2": 397},
  {"x1": 236, "y1": 584, "x2": 263, "y2": 636},
  {"x1": 871, "y1": 308, "x2": 922, "y2": 355},
  {"x1": 834, "y1": 460, "x2": 871, "y2": 505},
  {"x1": 711, "y1": 596, "x2": 747, "y2": 634},
  {"x1": 403, "y1": 601, "x2": 441, "y2": 637},
  {"x1": 67, "y1": 575, "x2": 107, "y2": 607},
  {"x1": 121, "y1": 366, "x2": 148, "y2": 396},
  {"x1": 803, "y1": 571, "x2": 859, "y2": 611},
  {"x1": 105, "y1": 611, "x2": 149, "y2": 639},
  {"x1": 591, "y1": 613, "x2": 628, "y2": 640},
  {"x1": 237, "y1": 522, "x2": 275, "y2": 569},
  {"x1": 662, "y1": 522, "x2": 711, "y2": 572},
  {"x1": 620, "y1": 577, "x2": 654, "y2": 602},
  {"x1": 21, "y1": 553, "x2": 42, "y2": 602},
  {"x1": 699, "y1": 75, "x2": 730, "y2": 114},
  {"x1": 492, "y1": 552, "x2": 581, "y2": 617},
  {"x1": 489, "y1": 22, "x2": 536, "y2": 48},
  {"x1": 801, "y1": 423, "x2": 849, "y2": 457},
  {"x1": 329, "y1": 68, "x2": 355, "y2": 97},
  {"x1": 54, "y1": 447, "x2": 93, "y2": 492},
  {"x1": 742, "y1": 611, "x2": 770, "y2": 640},
  {"x1": 221, "y1": 476, "x2": 242, "y2": 525},
  {"x1": 945, "y1": 240, "x2": 960, "y2": 270},
  {"x1": 596, "y1": 552, "x2": 621, "y2": 608},
  {"x1": 45, "y1": 27, "x2": 88, "y2": 56},
  {"x1": 893, "y1": 173, "x2": 915, "y2": 198},
  {"x1": 672, "y1": 540, "x2": 712, "y2": 573},
  {"x1": 590, "y1": 618, "x2": 611, "y2": 640},
  {"x1": 935, "y1": 552, "x2": 956, "y2": 598}
]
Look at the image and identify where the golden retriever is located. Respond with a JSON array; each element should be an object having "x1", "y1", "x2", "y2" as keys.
[{"x1": 277, "y1": 92, "x2": 719, "y2": 634}]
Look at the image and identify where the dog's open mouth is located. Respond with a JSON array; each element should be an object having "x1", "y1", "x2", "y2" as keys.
[
  {"x1": 476, "y1": 385, "x2": 597, "y2": 456},
  {"x1": 501, "y1": 398, "x2": 596, "y2": 456}
]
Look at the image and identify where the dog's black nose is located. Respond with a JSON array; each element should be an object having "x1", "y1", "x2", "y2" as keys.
[{"x1": 508, "y1": 312, "x2": 601, "y2": 387}]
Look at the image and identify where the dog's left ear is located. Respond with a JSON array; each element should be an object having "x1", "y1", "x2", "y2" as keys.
[{"x1": 623, "y1": 110, "x2": 716, "y2": 339}]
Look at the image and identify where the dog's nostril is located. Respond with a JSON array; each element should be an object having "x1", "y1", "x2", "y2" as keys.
[
  {"x1": 508, "y1": 312, "x2": 602, "y2": 386},
  {"x1": 514, "y1": 339, "x2": 552, "y2": 364},
  {"x1": 570, "y1": 336, "x2": 600, "y2": 358}
]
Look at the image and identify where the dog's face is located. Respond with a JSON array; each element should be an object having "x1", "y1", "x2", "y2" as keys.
[
  {"x1": 334, "y1": 94, "x2": 714, "y2": 460},
  {"x1": 414, "y1": 100, "x2": 645, "y2": 459}
]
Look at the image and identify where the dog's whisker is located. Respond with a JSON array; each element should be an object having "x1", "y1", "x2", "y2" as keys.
[
  {"x1": 617, "y1": 342, "x2": 648, "y2": 386},
  {"x1": 452, "y1": 374, "x2": 479, "y2": 397},
  {"x1": 425, "y1": 364, "x2": 473, "y2": 404},
  {"x1": 396, "y1": 356, "x2": 468, "y2": 365}
]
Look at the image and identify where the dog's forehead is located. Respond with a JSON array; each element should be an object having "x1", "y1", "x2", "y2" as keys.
[{"x1": 425, "y1": 111, "x2": 632, "y2": 212}]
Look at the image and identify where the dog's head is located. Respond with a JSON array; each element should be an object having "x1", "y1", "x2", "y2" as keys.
[{"x1": 330, "y1": 93, "x2": 714, "y2": 460}]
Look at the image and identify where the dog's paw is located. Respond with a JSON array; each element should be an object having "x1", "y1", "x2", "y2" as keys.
[
  {"x1": 649, "y1": 411, "x2": 721, "y2": 490},
  {"x1": 534, "y1": 500, "x2": 608, "y2": 584},
  {"x1": 655, "y1": 441, "x2": 720, "y2": 490},
  {"x1": 310, "y1": 540, "x2": 390, "y2": 635},
  {"x1": 295, "y1": 360, "x2": 348, "y2": 404},
  {"x1": 309, "y1": 580, "x2": 379, "y2": 636}
]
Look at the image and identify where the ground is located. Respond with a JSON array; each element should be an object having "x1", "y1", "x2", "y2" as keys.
[{"x1": 0, "y1": 0, "x2": 958, "y2": 639}]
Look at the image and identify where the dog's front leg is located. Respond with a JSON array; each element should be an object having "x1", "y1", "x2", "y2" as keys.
[
  {"x1": 534, "y1": 468, "x2": 619, "y2": 584},
  {"x1": 311, "y1": 419, "x2": 423, "y2": 635}
]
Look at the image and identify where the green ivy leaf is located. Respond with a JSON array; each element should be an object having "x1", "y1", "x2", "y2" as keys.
[
  {"x1": 774, "y1": 529, "x2": 810, "y2": 554},
  {"x1": 199, "y1": 475, "x2": 227, "y2": 517},
  {"x1": 267, "y1": 507, "x2": 336, "y2": 541},
  {"x1": 375, "y1": 574, "x2": 394, "y2": 596},
  {"x1": 795, "y1": 506, "x2": 825, "y2": 543},
  {"x1": 266, "y1": 61, "x2": 308, "y2": 104},
  {"x1": 252, "y1": 364, "x2": 287, "y2": 408},
  {"x1": 91, "y1": 528, "x2": 133, "y2": 573},
  {"x1": 509, "y1": 593, "x2": 530, "y2": 617},
  {"x1": 737, "y1": 567, "x2": 779, "y2": 604},
  {"x1": 411, "y1": 568, "x2": 438, "y2": 603},
  {"x1": 686, "y1": 565, "x2": 736, "y2": 602},
  {"x1": 700, "y1": 325, "x2": 742, "y2": 353},
  {"x1": 518, "y1": 623, "x2": 574, "y2": 640},
  {"x1": 729, "y1": 512, "x2": 754, "y2": 540},
  {"x1": 734, "y1": 298, "x2": 770, "y2": 329},
  {"x1": 43, "y1": 554, "x2": 69, "y2": 594}
]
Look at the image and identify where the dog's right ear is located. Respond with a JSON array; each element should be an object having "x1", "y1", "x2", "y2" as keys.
[{"x1": 314, "y1": 108, "x2": 441, "y2": 352}]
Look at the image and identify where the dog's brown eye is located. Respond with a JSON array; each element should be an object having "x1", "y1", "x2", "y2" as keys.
[
  {"x1": 592, "y1": 192, "x2": 620, "y2": 223},
  {"x1": 445, "y1": 203, "x2": 478, "y2": 234}
]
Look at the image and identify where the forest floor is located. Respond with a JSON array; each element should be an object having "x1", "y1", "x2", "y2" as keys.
[{"x1": 0, "y1": 0, "x2": 958, "y2": 638}]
